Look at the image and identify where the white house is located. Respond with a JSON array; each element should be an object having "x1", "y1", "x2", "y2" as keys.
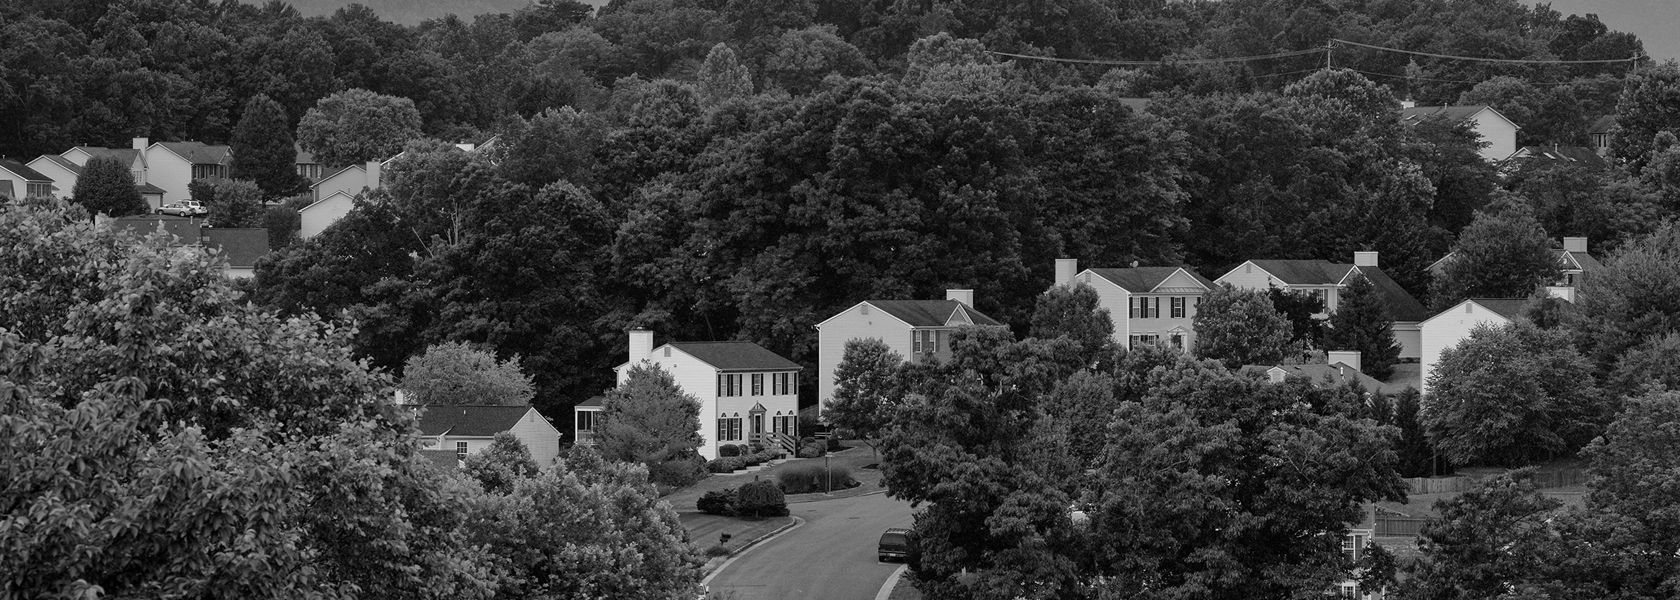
[
  {"x1": 1215, "y1": 251, "x2": 1431, "y2": 360},
  {"x1": 815, "y1": 290, "x2": 1007, "y2": 411},
  {"x1": 145, "y1": 141, "x2": 230, "y2": 203},
  {"x1": 52, "y1": 139, "x2": 166, "y2": 209},
  {"x1": 301, "y1": 159, "x2": 390, "y2": 239},
  {"x1": 1418, "y1": 298, "x2": 1526, "y2": 397},
  {"x1": 0, "y1": 159, "x2": 54, "y2": 200},
  {"x1": 1400, "y1": 104, "x2": 1520, "y2": 162},
  {"x1": 1053, "y1": 258, "x2": 1213, "y2": 351},
  {"x1": 415, "y1": 404, "x2": 562, "y2": 468},
  {"x1": 611, "y1": 330, "x2": 803, "y2": 460},
  {"x1": 63, "y1": 139, "x2": 149, "y2": 186}
]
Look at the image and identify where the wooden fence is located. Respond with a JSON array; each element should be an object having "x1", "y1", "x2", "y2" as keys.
[{"x1": 1380, "y1": 469, "x2": 1587, "y2": 537}]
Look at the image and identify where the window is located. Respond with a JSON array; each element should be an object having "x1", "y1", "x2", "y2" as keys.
[
  {"x1": 1170, "y1": 333, "x2": 1184, "y2": 350},
  {"x1": 913, "y1": 330, "x2": 940, "y2": 354},
  {"x1": 191, "y1": 164, "x2": 227, "y2": 180},
  {"x1": 773, "y1": 413, "x2": 797, "y2": 436},
  {"x1": 751, "y1": 374, "x2": 764, "y2": 396},
  {"x1": 27, "y1": 182, "x2": 51, "y2": 197},
  {"x1": 717, "y1": 415, "x2": 743, "y2": 441},
  {"x1": 1128, "y1": 297, "x2": 1139, "y2": 319},
  {"x1": 663, "y1": 347, "x2": 671, "y2": 357},
  {"x1": 576, "y1": 410, "x2": 596, "y2": 432},
  {"x1": 1128, "y1": 334, "x2": 1159, "y2": 349},
  {"x1": 455, "y1": 441, "x2": 468, "y2": 460},
  {"x1": 1171, "y1": 297, "x2": 1185, "y2": 318},
  {"x1": 716, "y1": 373, "x2": 744, "y2": 397},
  {"x1": 772, "y1": 372, "x2": 795, "y2": 395}
]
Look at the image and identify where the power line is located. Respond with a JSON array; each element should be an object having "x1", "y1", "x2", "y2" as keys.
[
  {"x1": 984, "y1": 48, "x2": 1324, "y2": 67},
  {"x1": 1346, "y1": 67, "x2": 1599, "y2": 86},
  {"x1": 1329, "y1": 38, "x2": 1642, "y2": 65}
]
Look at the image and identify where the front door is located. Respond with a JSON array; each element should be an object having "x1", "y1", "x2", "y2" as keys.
[{"x1": 751, "y1": 414, "x2": 763, "y2": 438}]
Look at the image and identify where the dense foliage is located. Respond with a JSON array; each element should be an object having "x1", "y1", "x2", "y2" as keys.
[{"x1": 401, "y1": 341, "x2": 537, "y2": 406}]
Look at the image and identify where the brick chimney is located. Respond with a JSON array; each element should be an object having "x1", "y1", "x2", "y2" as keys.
[
  {"x1": 1055, "y1": 258, "x2": 1078, "y2": 287},
  {"x1": 628, "y1": 329, "x2": 653, "y2": 364},
  {"x1": 1562, "y1": 237, "x2": 1588, "y2": 253},
  {"x1": 946, "y1": 289, "x2": 974, "y2": 306},
  {"x1": 1327, "y1": 350, "x2": 1362, "y2": 374},
  {"x1": 1353, "y1": 251, "x2": 1379, "y2": 268}
]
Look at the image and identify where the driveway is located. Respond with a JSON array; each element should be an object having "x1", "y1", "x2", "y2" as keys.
[{"x1": 705, "y1": 491, "x2": 914, "y2": 600}]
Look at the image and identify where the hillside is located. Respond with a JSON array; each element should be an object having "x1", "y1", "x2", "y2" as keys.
[
  {"x1": 1524, "y1": 0, "x2": 1680, "y2": 61},
  {"x1": 240, "y1": 0, "x2": 542, "y2": 24}
]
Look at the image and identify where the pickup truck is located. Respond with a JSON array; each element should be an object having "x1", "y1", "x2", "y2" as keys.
[{"x1": 157, "y1": 200, "x2": 207, "y2": 217}]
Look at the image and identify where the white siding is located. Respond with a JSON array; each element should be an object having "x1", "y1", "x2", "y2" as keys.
[
  {"x1": 26, "y1": 158, "x2": 77, "y2": 199},
  {"x1": 1076, "y1": 272, "x2": 1133, "y2": 344},
  {"x1": 1419, "y1": 302, "x2": 1511, "y2": 397},
  {"x1": 816, "y1": 303, "x2": 915, "y2": 410},
  {"x1": 508, "y1": 407, "x2": 562, "y2": 468},
  {"x1": 313, "y1": 166, "x2": 371, "y2": 203},
  {"x1": 1393, "y1": 321, "x2": 1422, "y2": 360},
  {"x1": 1472, "y1": 109, "x2": 1519, "y2": 162},
  {"x1": 300, "y1": 193, "x2": 354, "y2": 239},
  {"x1": 144, "y1": 147, "x2": 193, "y2": 203},
  {"x1": 1214, "y1": 261, "x2": 1277, "y2": 291}
]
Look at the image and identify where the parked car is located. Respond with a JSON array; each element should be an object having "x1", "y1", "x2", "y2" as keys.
[
  {"x1": 157, "y1": 200, "x2": 206, "y2": 217},
  {"x1": 878, "y1": 527, "x2": 915, "y2": 563}
]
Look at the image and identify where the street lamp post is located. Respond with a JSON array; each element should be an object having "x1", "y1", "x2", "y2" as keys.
[{"x1": 824, "y1": 453, "x2": 831, "y2": 494}]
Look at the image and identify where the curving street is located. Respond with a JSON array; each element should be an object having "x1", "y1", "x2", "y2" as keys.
[{"x1": 705, "y1": 492, "x2": 915, "y2": 600}]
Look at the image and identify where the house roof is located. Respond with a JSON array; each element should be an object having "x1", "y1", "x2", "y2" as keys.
[
  {"x1": 418, "y1": 449, "x2": 459, "y2": 469},
  {"x1": 1443, "y1": 298, "x2": 1528, "y2": 321},
  {"x1": 1562, "y1": 250, "x2": 1602, "y2": 272},
  {"x1": 74, "y1": 147, "x2": 142, "y2": 166},
  {"x1": 0, "y1": 159, "x2": 51, "y2": 182},
  {"x1": 1505, "y1": 145, "x2": 1609, "y2": 169},
  {"x1": 201, "y1": 228, "x2": 269, "y2": 268},
  {"x1": 865, "y1": 299, "x2": 1005, "y2": 327},
  {"x1": 1399, "y1": 105, "x2": 1517, "y2": 129},
  {"x1": 137, "y1": 182, "x2": 167, "y2": 195},
  {"x1": 34, "y1": 154, "x2": 83, "y2": 175},
  {"x1": 1352, "y1": 267, "x2": 1431, "y2": 322},
  {"x1": 415, "y1": 405, "x2": 535, "y2": 437},
  {"x1": 667, "y1": 341, "x2": 802, "y2": 372},
  {"x1": 1588, "y1": 115, "x2": 1616, "y2": 135},
  {"x1": 156, "y1": 141, "x2": 231, "y2": 165},
  {"x1": 576, "y1": 396, "x2": 604, "y2": 409},
  {"x1": 1249, "y1": 260, "x2": 1350, "y2": 285},
  {"x1": 1242, "y1": 363, "x2": 1388, "y2": 391},
  {"x1": 1087, "y1": 266, "x2": 1214, "y2": 293},
  {"x1": 110, "y1": 214, "x2": 201, "y2": 245}
]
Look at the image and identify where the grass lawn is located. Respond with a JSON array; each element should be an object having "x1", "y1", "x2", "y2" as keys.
[
  {"x1": 888, "y1": 574, "x2": 922, "y2": 600},
  {"x1": 681, "y1": 511, "x2": 792, "y2": 557}
]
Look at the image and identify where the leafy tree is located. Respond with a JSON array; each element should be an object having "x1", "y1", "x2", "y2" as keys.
[
  {"x1": 1573, "y1": 222, "x2": 1680, "y2": 377},
  {"x1": 1423, "y1": 322, "x2": 1603, "y2": 467},
  {"x1": 1192, "y1": 284, "x2": 1291, "y2": 368},
  {"x1": 462, "y1": 431, "x2": 541, "y2": 493},
  {"x1": 1029, "y1": 283, "x2": 1116, "y2": 367},
  {"x1": 1610, "y1": 62, "x2": 1680, "y2": 170},
  {"x1": 495, "y1": 106, "x2": 604, "y2": 188},
  {"x1": 402, "y1": 341, "x2": 536, "y2": 406},
  {"x1": 230, "y1": 93, "x2": 306, "y2": 198},
  {"x1": 1269, "y1": 287, "x2": 1326, "y2": 349},
  {"x1": 263, "y1": 192, "x2": 308, "y2": 250},
  {"x1": 823, "y1": 337, "x2": 903, "y2": 461},
  {"x1": 696, "y1": 42, "x2": 753, "y2": 107},
  {"x1": 1429, "y1": 202, "x2": 1560, "y2": 310},
  {"x1": 1567, "y1": 390, "x2": 1680, "y2": 596},
  {"x1": 296, "y1": 88, "x2": 423, "y2": 167},
  {"x1": 1388, "y1": 389, "x2": 1435, "y2": 478},
  {"x1": 191, "y1": 178, "x2": 266, "y2": 228},
  {"x1": 734, "y1": 479, "x2": 788, "y2": 519},
  {"x1": 596, "y1": 362, "x2": 702, "y2": 465},
  {"x1": 763, "y1": 25, "x2": 869, "y2": 94},
  {"x1": 69, "y1": 155, "x2": 146, "y2": 217},
  {"x1": 1607, "y1": 333, "x2": 1680, "y2": 397},
  {"x1": 1325, "y1": 274, "x2": 1402, "y2": 380},
  {"x1": 1398, "y1": 470, "x2": 1569, "y2": 600}
]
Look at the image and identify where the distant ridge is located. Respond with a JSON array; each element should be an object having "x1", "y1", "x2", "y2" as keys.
[
  {"x1": 238, "y1": 0, "x2": 543, "y2": 25},
  {"x1": 1521, "y1": 0, "x2": 1680, "y2": 62}
]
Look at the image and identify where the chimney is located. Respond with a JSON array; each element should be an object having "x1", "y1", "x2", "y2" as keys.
[
  {"x1": 628, "y1": 329, "x2": 653, "y2": 364},
  {"x1": 1353, "y1": 251, "x2": 1378, "y2": 267},
  {"x1": 1055, "y1": 258, "x2": 1078, "y2": 287},
  {"x1": 1400, "y1": 99, "x2": 1416, "y2": 109},
  {"x1": 946, "y1": 289, "x2": 974, "y2": 306},
  {"x1": 132, "y1": 137, "x2": 149, "y2": 151},
  {"x1": 366, "y1": 160, "x2": 383, "y2": 190},
  {"x1": 1562, "y1": 237, "x2": 1587, "y2": 253},
  {"x1": 1327, "y1": 350, "x2": 1362, "y2": 374}
]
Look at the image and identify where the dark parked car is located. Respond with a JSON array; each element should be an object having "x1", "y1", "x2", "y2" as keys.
[{"x1": 878, "y1": 527, "x2": 915, "y2": 563}]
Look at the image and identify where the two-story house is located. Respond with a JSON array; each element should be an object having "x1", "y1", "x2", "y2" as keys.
[
  {"x1": 1215, "y1": 252, "x2": 1431, "y2": 360},
  {"x1": 1400, "y1": 103, "x2": 1520, "y2": 162},
  {"x1": 44, "y1": 139, "x2": 167, "y2": 208},
  {"x1": 145, "y1": 141, "x2": 231, "y2": 204},
  {"x1": 1418, "y1": 298, "x2": 1526, "y2": 397},
  {"x1": 301, "y1": 158, "x2": 393, "y2": 239},
  {"x1": 0, "y1": 159, "x2": 55, "y2": 200},
  {"x1": 605, "y1": 330, "x2": 803, "y2": 460},
  {"x1": 1425, "y1": 237, "x2": 1601, "y2": 303},
  {"x1": 415, "y1": 404, "x2": 562, "y2": 468},
  {"x1": 815, "y1": 290, "x2": 1006, "y2": 411},
  {"x1": 1053, "y1": 258, "x2": 1214, "y2": 351}
]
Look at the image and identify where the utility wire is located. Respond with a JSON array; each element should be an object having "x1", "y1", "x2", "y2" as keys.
[
  {"x1": 1346, "y1": 67, "x2": 1598, "y2": 86},
  {"x1": 1329, "y1": 38, "x2": 1642, "y2": 64},
  {"x1": 984, "y1": 48, "x2": 1323, "y2": 66}
]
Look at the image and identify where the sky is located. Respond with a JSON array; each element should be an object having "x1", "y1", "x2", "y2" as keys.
[{"x1": 1526, "y1": 0, "x2": 1680, "y2": 62}]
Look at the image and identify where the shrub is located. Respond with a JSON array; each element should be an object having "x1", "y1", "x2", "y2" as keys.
[
  {"x1": 719, "y1": 444, "x2": 741, "y2": 457},
  {"x1": 706, "y1": 457, "x2": 746, "y2": 473},
  {"x1": 798, "y1": 445, "x2": 822, "y2": 459},
  {"x1": 697, "y1": 489, "x2": 735, "y2": 516},
  {"x1": 705, "y1": 545, "x2": 731, "y2": 557},
  {"x1": 648, "y1": 456, "x2": 708, "y2": 487},
  {"x1": 776, "y1": 462, "x2": 858, "y2": 494},
  {"x1": 734, "y1": 480, "x2": 788, "y2": 518}
]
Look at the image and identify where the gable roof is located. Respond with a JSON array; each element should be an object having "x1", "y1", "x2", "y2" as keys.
[
  {"x1": 415, "y1": 405, "x2": 534, "y2": 437},
  {"x1": 1248, "y1": 259, "x2": 1351, "y2": 285},
  {"x1": 156, "y1": 142, "x2": 231, "y2": 165},
  {"x1": 73, "y1": 147, "x2": 142, "y2": 166},
  {"x1": 1426, "y1": 298, "x2": 1528, "y2": 324},
  {"x1": 1505, "y1": 145, "x2": 1609, "y2": 169},
  {"x1": 201, "y1": 228, "x2": 269, "y2": 268},
  {"x1": 667, "y1": 341, "x2": 802, "y2": 372},
  {"x1": 0, "y1": 159, "x2": 51, "y2": 182},
  {"x1": 1087, "y1": 266, "x2": 1214, "y2": 293},
  {"x1": 1349, "y1": 267, "x2": 1431, "y2": 322},
  {"x1": 1400, "y1": 105, "x2": 1516, "y2": 129},
  {"x1": 137, "y1": 182, "x2": 167, "y2": 195},
  {"x1": 865, "y1": 299, "x2": 1004, "y2": 327},
  {"x1": 32, "y1": 154, "x2": 83, "y2": 175},
  {"x1": 1561, "y1": 250, "x2": 1602, "y2": 272}
]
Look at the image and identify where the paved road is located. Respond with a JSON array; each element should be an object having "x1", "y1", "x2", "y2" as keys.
[{"x1": 706, "y1": 492, "x2": 914, "y2": 600}]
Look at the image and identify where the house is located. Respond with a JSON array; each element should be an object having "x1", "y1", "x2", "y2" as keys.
[
  {"x1": 63, "y1": 139, "x2": 149, "y2": 187},
  {"x1": 201, "y1": 228, "x2": 270, "y2": 279},
  {"x1": 815, "y1": 290, "x2": 1007, "y2": 411},
  {"x1": 1400, "y1": 103, "x2": 1520, "y2": 162},
  {"x1": 415, "y1": 404, "x2": 562, "y2": 468},
  {"x1": 1588, "y1": 115, "x2": 1616, "y2": 156},
  {"x1": 611, "y1": 330, "x2": 803, "y2": 460},
  {"x1": 0, "y1": 159, "x2": 54, "y2": 200},
  {"x1": 1214, "y1": 252, "x2": 1431, "y2": 359},
  {"x1": 145, "y1": 141, "x2": 231, "y2": 204},
  {"x1": 1418, "y1": 298, "x2": 1526, "y2": 396},
  {"x1": 27, "y1": 153, "x2": 167, "y2": 206},
  {"x1": 1241, "y1": 351, "x2": 1392, "y2": 393},
  {"x1": 572, "y1": 396, "x2": 603, "y2": 446},
  {"x1": 1052, "y1": 258, "x2": 1214, "y2": 351},
  {"x1": 1426, "y1": 237, "x2": 1601, "y2": 302},
  {"x1": 301, "y1": 159, "x2": 390, "y2": 239}
]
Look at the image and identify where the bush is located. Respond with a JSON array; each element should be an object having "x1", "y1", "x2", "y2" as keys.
[
  {"x1": 734, "y1": 480, "x2": 788, "y2": 518},
  {"x1": 697, "y1": 490, "x2": 735, "y2": 516},
  {"x1": 647, "y1": 456, "x2": 707, "y2": 488},
  {"x1": 719, "y1": 444, "x2": 742, "y2": 457},
  {"x1": 706, "y1": 456, "x2": 747, "y2": 473},
  {"x1": 776, "y1": 462, "x2": 858, "y2": 494},
  {"x1": 705, "y1": 545, "x2": 731, "y2": 557},
  {"x1": 798, "y1": 445, "x2": 822, "y2": 459}
]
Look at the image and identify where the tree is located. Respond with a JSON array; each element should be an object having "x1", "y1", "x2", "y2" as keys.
[
  {"x1": 1610, "y1": 62, "x2": 1680, "y2": 170},
  {"x1": 191, "y1": 177, "x2": 265, "y2": 228},
  {"x1": 230, "y1": 93, "x2": 306, "y2": 198},
  {"x1": 296, "y1": 88, "x2": 423, "y2": 167},
  {"x1": 1269, "y1": 287, "x2": 1326, "y2": 349},
  {"x1": 69, "y1": 155, "x2": 146, "y2": 217},
  {"x1": 1567, "y1": 390, "x2": 1680, "y2": 596},
  {"x1": 495, "y1": 107, "x2": 604, "y2": 188},
  {"x1": 1398, "y1": 470, "x2": 1569, "y2": 600},
  {"x1": 1429, "y1": 202, "x2": 1559, "y2": 310},
  {"x1": 1423, "y1": 322, "x2": 1603, "y2": 467},
  {"x1": 763, "y1": 25, "x2": 869, "y2": 94},
  {"x1": 734, "y1": 479, "x2": 788, "y2": 519},
  {"x1": 462, "y1": 431, "x2": 541, "y2": 493},
  {"x1": 1325, "y1": 274, "x2": 1402, "y2": 380},
  {"x1": 595, "y1": 362, "x2": 702, "y2": 465},
  {"x1": 1029, "y1": 283, "x2": 1116, "y2": 367},
  {"x1": 401, "y1": 341, "x2": 536, "y2": 406},
  {"x1": 1192, "y1": 284, "x2": 1291, "y2": 368},
  {"x1": 696, "y1": 42, "x2": 753, "y2": 107},
  {"x1": 1572, "y1": 222, "x2": 1680, "y2": 377},
  {"x1": 823, "y1": 338, "x2": 904, "y2": 460}
]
